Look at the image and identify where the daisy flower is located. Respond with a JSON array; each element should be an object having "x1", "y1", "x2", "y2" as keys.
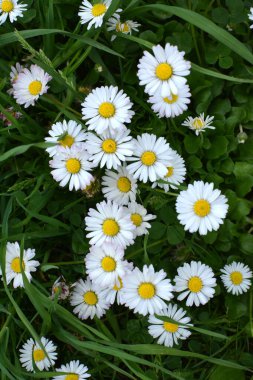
[
  {"x1": 122, "y1": 264, "x2": 174, "y2": 316},
  {"x1": 85, "y1": 200, "x2": 135, "y2": 248},
  {"x1": 49, "y1": 145, "x2": 94, "y2": 191},
  {"x1": 220, "y1": 262, "x2": 252, "y2": 295},
  {"x1": 51, "y1": 276, "x2": 70, "y2": 301},
  {"x1": 85, "y1": 243, "x2": 127, "y2": 287},
  {"x1": 148, "y1": 83, "x2": 191, "y2": 118},
  {"x1": 0, "y1": 242, "x2": 39, "y2": 288},
  {"x1": 78, "y1": 0, "x2": 111, "y2": 30},
  {"x1": 174, "y1": 261, "x2": 216, "y2": 307},
  {"x1": 70, "y1": 278, "x2": 110, "y2": 319},
  {"x1": 126, "y1": 202, "x2": 156, "y2": 237},
  {"x1": 53, "y1": 360, "x2": 90, "y2": 380},
  {"x1": 86, "y1": 127, "x2": 134, "y2": 170},
  {"x1": 19, "y1": 337, "x2": 57, "y2": 372},
  {"x1": 107, "y1": 9, "x2": 140, "y2": 41},
  {"x1": 81, "y1": 85, "x2": 134, "y2": 134},
  {"x1": 126, "y1": 133, "x2": 173, "y2": 183},
  {"x1": 152, "y1": 150, "x2": 186, "y2": 192},
  {"x1": 7, "y1": 62, "x2": 24, "y2": 95},
  {"x1": 0, "y1": 107, "x2": 22, "y2": 126},
  {"x1": 13, "y1": 64, "x2": 52, "y2": 108},
  {"x1": 100, "y1": 261, "x2": 134, "y2": 305},
  {"x1": 248, "y1": 8, "x2": 253, "y2": 28},
  {"x1": 176, "y1": 180, "x2": 229, "y2": 235},
  {"x1": 45, "y1": 120, "x2": 87, "y2": 157},
  {"x1": 182, "y1": 113, "x2": 215, "y2": 136},
  {"x1": 148, "y1": 304, "x2": 192, "y2": 347},
  {"x1": 137, "y1": 43, "x2": 191, "y2": 97},
  {"x1": 0, "y1": 0, "x2": 27, "y2": 24},
  {"x1": 102, "y1": 165, "x2": 137, "y2": 205}
]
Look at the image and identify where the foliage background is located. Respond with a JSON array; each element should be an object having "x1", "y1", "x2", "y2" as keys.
[{"x1": 0, "y1": 0, "x2": 253, "y2": 379}]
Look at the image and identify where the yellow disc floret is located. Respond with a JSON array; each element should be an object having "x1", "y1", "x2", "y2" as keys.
[
  {"x1": 113, "y1": 277, "x2": 123, "y2": 291},
  {"x1": 138, "y1": 282, "x2": 156, "y2": 299},
  {"x1": 193, "y1": 199, "x2": 211, "y2": 217},
  {"x1": 11, "y1": 257, "x2": 25, "y2": 273},
  {"x1": 101, "y1": 256, "x2": 116, "y2": 272},
  {"x1": 141, "y1": 151, "x2": 156, "y2": 166},
  {"x1": 102, "y1": 139, "x2": 117, "y2": 153},
  {"x1": 165, "y1": 167, "x2": 174, "y2": 177},
  {"x1": 91, "y1": 3, "x2": 107, "y2": 17},
  {"x1": 230, "y1": 271, "x2": 243, "y2": 285},
  {"x1": 117, "y1": 177, "x2": 131, "y2": 192},
  {"x1": 98, "y1": 102, "x2": 115, "y2": 118},
  {"x1": 59, "y1": 134, "x2": 74, "y2": 148},
  {"x1": 163, "y1": 322, "x2": 179, "y2": 333},
  {"x1": 155, "y1": 63, "x2": 173, "y2": 80},
  {"x1": 1, "y1": 0, "x2": 14, "y2": 12},
  {"x1": 102, "y1": 219, "x2": 120, "y2": 236},
  {"x1": 65, "y1": 374, "x2": 79, "y2": 380},
  {"x1": 28, "y1": 80, "x2": 42, "y2": 96},
  {"x1": 65, "y1": 158, "x2": 81, "y2": 174},
  {"x1": 83, "y1": 291, "x2": 98, "y2": 305},
  {"x1": 131, "y1": 213, "x2": 142, "y2": 227},
  {"x1": 188, "y1": 276, "x2": 203, "y2": 293},
  {"x1": 192, "y1": 117, "x2": 204, "y2": 130},
  {"x1": 33, "y1": 349, "x2": 45, "y2": 362},
  {"x1": 163, "y1": 94, "x2": 178, "y2": 104}
]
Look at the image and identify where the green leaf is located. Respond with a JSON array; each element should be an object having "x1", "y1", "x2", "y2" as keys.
[
  {"x1": 0, "y1": 142, "x2": 47, "y2": 163},
  {"x1": 240, "y1": 234, "x2": 253, "y2": 255},
  {"x1": 167, "y1": 225, "x2": 185, "y2": 245},
  {"x1": 210, "y1": 367, "x2": 245, "y2": 380}
]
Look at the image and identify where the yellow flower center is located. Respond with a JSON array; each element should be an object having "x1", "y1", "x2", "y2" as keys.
[
  {"x1": 102, "y1": 219, "x2": 120, "y2": 236},
  {"x1": 102, "y1": 139, "x2": 117, "y2": 153},
  {"x1": 1, "y1": 0, "x2": 14, "y2": 12},
  {"x1": 230, "y1": 271, "x2": 243, "y2": 285},
  {"x1": 192, "y1": 117, "x2": 204, "y2": 130},
  {"x1": 165, "y1": 166, "x2": 174, "y2": 177},
  {"x1": 98, "y1": 102, "x2": 115, "y2": 118},
  {"x1": 131, "y1": 213, "x2": 142, "y2": 227},
  {"x1": 91, "y1": 3, "x2": 106, "y2": 17},
  {"x1": 188, "y1": 276, "x2": 203, "y2": 293},
  {"x1": 155, "y1": 63, "x2": 173, "y2": 80},
  {"x1": 116, "y1": 21, "x2": 122, "y2": 32},
  {"x1": 83, "y1": 291, "x2": 98, "y2": 305},
  {"x1": 11, "y1": 257, "x2": 25, "y2": 273},
  {"x1": 117, "y1": 176, "x2": 131, "y2": 192},
  {"x1": 193, "y1": 199, "x2": 211, "y2": 217},
  {"x1": 122, "y1": 22, "x2": 130, "y2": 32},
  {"x1": 65, "y1": 375, "x2": 79, "y2": 380},
  {"x1": 65, "y1": 158, "x2": 81, "y2": 174},
  {"x1": 33, "y1": 349, "x2": 45, "y2": 362},
  {"x1": 28, "y1": 80, "x2": 42, "y2": 96},
  {"x1": 101, "y1": 256, "x2": 116, "y2": 272},
  {"x1": 113, "y1": 277, "x2": 123, "y2": 291},
  {"x1": 163, "y1": 322, "x2": 179, "y2": 333},
  {"x1": 141, "y1": 151, "x2": 156, "y2": 166},
  {"x1": 59, "y1": 134, "x2": 74, "y2": 148},
  {"x1": 138, "y1": 282, "x2": 156, "y2": 299},
  {"x1": 163, "y1": 94, "x2": 178, "y2": 104}
]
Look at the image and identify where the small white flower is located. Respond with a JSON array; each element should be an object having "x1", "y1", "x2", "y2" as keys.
[
  {"x1": 51, "y1": 276, "x2": 70, "y2": 300},
  {"x1": 78, "y1": 0, "x2": 111, "y2": 30},
  {"x1": 45, "y1": 120, "x2": 87, "y2": 157},
  {"x1": 126, "y1": 202, "x2": 156, "y2": 237},
  {"x1": 49, "y1": 145, "x2": 94, "y2": 191},
  {"x1": 85, "y1": 200, "x2": 135, "y2": 248},
  {"x1": 121, "y1": 264, "x2": 174, "y2": 316},
  {"x1": 148, "y1": 304, "x2": 192, "y2": 347},
  {"x1": 13, "y1": 64, "x2": 52, "y2": 108},
  {"x1": 53, "y1": 360, "x2": 91, "y2": 380},
  {"x1": 182, "y1": 113, "x2": 215, "y2": 136},
  {"x1": 248, "y1": 7, "x2": 253, "y2": 29},
  {"x1": 85, "y1": 243, "x2": 127, "y2": 287},
  {"x1": 107, "y1": 8, "x2": 140, "y2": 41},
  {"x1": 81, "y1": 85, "x2": 134, "y2": 134},
  {"x1": 127, "y1": 133, "x2": 174, "y2": 183},
  {"x1": 7, "y1": 62, "x2": 24, "y2": 95},
  {"x1": 152, "y1": 150, "x2": 186, "y2": 192},
  {"x1": 102, "y1": 165, "x2": 137, "y2": 205},
  {"x1": 100, "y1": 261, "x2": 134, "y2": 305},
  {"x1": 70, "y1": 278, "x2": 110, "y2": 320},
  {"x1": 148, "y1": 83, "x2": 191, "y2": 118},
  {"x1": 220, "y1": 262, "x2": 252, "y2": 295},
  {"x1": 0, "y1": 0, "x2": 27, "y2": 24},
  {"x1": 86, "y1": 127, "x2": 135, "y2": 170},
  {"x1": 19, "y1": 337, "x2": 57, "y2": 372},
  {"x1": 176, "y1": 180, "x2": 229, "y2": 235},
  {"x1": 137, "y1": 43, "x2": 191, "y2": 97},
  {"x1": 0, "y1": 242, "x2": 39, "y2": 288},
  {"x1": 174, "y1": 261, "x2": 216, "y2": 307}
]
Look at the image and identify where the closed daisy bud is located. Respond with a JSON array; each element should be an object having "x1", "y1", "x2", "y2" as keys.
[
  {"x1": 182, "y1": 113, "x2": 215, "y2": 136},
  {"x1": 19, "y1": 337, "x2": 57, "y2": 372},
  {"x1": 220, "y1": 262, "x2": 252, "y2": 295},
  {"x1": 51, "y1": 276, "x2": 70, "y2": 300},
  {"x1": 174, "y1": 261, "x2": 216, "y2": 307}
]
